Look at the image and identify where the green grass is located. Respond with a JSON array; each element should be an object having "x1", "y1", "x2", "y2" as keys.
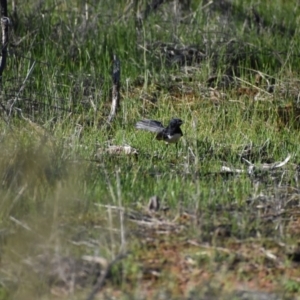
[{"x1": 1, "y1": 0, "x2": 300, "y2": 299}]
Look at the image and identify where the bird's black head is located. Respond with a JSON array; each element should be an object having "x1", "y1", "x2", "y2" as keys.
[{"x1": 169, "y1": 118, "x2": 183, "y2": 127}]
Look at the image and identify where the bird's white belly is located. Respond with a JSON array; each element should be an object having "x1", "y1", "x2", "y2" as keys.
[{"x1": 166, "y1": 133, "x2": 182, "y2": 143}]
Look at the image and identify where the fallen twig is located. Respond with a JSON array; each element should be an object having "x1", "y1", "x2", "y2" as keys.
[
  {"x1": 9, "y1": 215, "x2": 32, "y2": 232},
  {"x1": 221, "y1": 154, "x2": 292, "y2": 175}
]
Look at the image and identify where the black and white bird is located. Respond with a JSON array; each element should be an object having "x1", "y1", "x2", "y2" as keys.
[{"x1": 135, "y1": 118, "x2": 183, "y2": 145}]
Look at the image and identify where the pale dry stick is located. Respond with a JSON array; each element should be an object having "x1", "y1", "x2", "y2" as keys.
[
  {"x1": 7, "y1": 184, "x2": 27, "y2": 214},
  {"x1": 172, "y1": 0, "x2": 179, "y2": 38},
  {"x1": 94, "y1": 203, "x2": 125, "y2": 211},
  {"x1": 107, "y1": 55, "x2": 120, "y2": 124},
  {"x1": 9, "y1": 215, "x2": 44, "y2": 239},
  {"x1": 188, "y1": 147, "x2": 196, "y2": 159},
  {"x1": 85, "y1": 0, "x2": 88, "y2": 21},
  {"x1": 243, "y1": 154, "x2": 291, "y2": 170},
  {"x1": 0, "y1": 16, "x2": 9, "y2": 83},
  {"x1": 220, "y1": 165, "x2": 244, "y2": 174},
  {"x1": 221, "y1": 153, "x2": 292, "y2": 174},
  {"x1": 9, "y1": 216, "x2": 32, "y2": 231},
  {"x1": 116, "y1": 169, "x2": 126, "y2": 249},
  {"x1": 188, "y1": 239, "x2": 232, "y2": 254},
  {"x1": 11, "y1": 0, "x2": 17, "y2": 14},
  {"x1": 8, "y1": 61, "x2": 36, "y2": 118},
  {"x1": 0, "y1": 0, "x2": 9, "y2": 80},
  {"x1": 70, "y1": 240, "x2": 98, "y2": 247},
  {"x1": 103, "y1": 167, "x2": 119, "y2": 259},
  {"x1": 93, "y1": 226, "x2": 120, "y2": 233},
  {"x1": 0, "y1": 6, "x2": 10, "y2": 117}
]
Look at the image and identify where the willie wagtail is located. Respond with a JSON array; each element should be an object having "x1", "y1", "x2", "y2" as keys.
[{"x1": 135, "y1": 118, "x2": 183, "y2": 145}]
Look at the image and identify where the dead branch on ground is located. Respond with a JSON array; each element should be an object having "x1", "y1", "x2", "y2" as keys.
[{"x1": 221, "y1": 154, "x2": 292, "y2": 175}]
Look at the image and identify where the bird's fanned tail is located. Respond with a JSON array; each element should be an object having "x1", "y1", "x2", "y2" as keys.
[{"x1": 135, "y1": 119, "x2": 164, "y2": 133}]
